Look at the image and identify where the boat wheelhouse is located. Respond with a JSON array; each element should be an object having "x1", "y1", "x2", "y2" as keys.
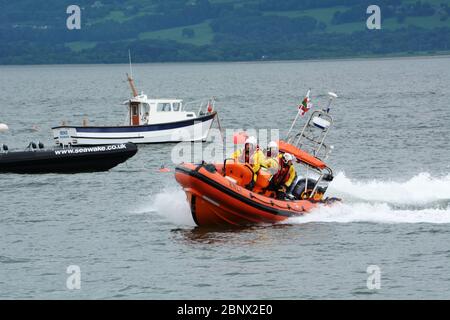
[{"x1": 126, "y1": 96, "x2": 200, "y2": 126}]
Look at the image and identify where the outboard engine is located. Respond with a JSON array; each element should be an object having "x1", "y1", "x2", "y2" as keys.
[
  {"x1": 38, "y1": 141, "x2": 44, "y2": 149},
  {"x1": 292, "y1": 174, "x2": 333, "y2": 201},
  {"x1": 1, "y1": 144, "x2": 8, "y2": 152},
  {"x1": 292, "y1": 178, "x2": 317, "y2": 200}
]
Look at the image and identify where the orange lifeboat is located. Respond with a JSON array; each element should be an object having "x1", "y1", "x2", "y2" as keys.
[
  {"x1": 175, "y1": 161, "x2": 336, "y2": 227},
  {"x1": 175, "y1": 91, "x2": 341, "y2": 227}
]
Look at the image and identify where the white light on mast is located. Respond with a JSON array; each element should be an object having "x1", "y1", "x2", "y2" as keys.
[{"x1": 325, "y1": 92, "x2": 338, "y2": 113}]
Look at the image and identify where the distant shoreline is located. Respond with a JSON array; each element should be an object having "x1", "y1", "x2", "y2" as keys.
[{"x1": 1, "y1": 51, "x2": 450, "y2": 67}]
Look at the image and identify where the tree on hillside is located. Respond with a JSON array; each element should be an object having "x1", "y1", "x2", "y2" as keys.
[{"x1": 182, "y1": 28, "x2": 195, "y2": 38}]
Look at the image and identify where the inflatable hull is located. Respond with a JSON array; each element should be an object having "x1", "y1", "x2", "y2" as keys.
[
  {"x1": 0, "y1": 143, "x2": 137, "y2": 174},
  {"x1": 175, "y1": 163, "x2": 319, "y2": 227}
]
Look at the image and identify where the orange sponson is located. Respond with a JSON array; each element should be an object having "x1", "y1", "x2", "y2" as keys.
[
  {"x1": 278, "y1": 140, "x2": 327, "y2": 169},
  {"x1": 175, "y1": 162, "x2": 318, "y2": 227}
]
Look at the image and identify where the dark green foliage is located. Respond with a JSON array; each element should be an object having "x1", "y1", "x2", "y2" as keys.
[
  {"x1": 0, "y1": 0, "x2": 449, "y2": 64},
  {"x1": 182, "y1": 28, "x2": 195, "y2": 38}
]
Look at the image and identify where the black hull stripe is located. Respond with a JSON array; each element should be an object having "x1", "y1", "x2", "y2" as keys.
[
  {"x1": 52, "y1": 112, "x2": 216, "y2": 133},
  {"x1": 70, "y1": 136, "x2": 145, "y2": 140},
  {"x1": 176, "y1": 166, "x2": 299, "y2": 217},
  {"x1": 53, "y1": 136, "x2": 145, "y2": 140},
  {"x1": 59, "y1": 136, "x2": 206, "y2": 146}
]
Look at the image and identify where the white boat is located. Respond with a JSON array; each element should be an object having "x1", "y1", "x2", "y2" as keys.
[{"x1": 52, "y1": 74, "x2": 217, "y2": 146}]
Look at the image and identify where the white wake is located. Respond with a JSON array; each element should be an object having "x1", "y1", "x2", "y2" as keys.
[
  {"x1": 288, "y1": 201, "x2": 450, "y2": 224},
  {"x1": 139, "y1": 188, "x2": 195, "y2": 226},
  {"x1": 328, "y1": 172, "x2": 450, "y2": 205},
  {"x1": 289, "y1": 172, "x2": 450, "y2": 224},
  {"x1": 145, "y1": 173, "x2": 450, "y2": 226}
]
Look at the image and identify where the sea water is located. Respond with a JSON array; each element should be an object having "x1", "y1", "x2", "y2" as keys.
[{"x1": 1, "y1": 57, "x2": 450, "y2": 299}]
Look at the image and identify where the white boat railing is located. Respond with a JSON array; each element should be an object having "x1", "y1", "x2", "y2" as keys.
[
  {"x1": 286, "y1": 92, "x2": 337, "y2": 161},
  {"x1": 183, "y1": 97, "x2": 216, "y2": 116}
]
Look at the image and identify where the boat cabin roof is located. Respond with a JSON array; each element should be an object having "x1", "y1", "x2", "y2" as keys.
[
  {"x1": 147, "y1": 99, "x2": 183, "y2": 104},
  {"x1": 123, "y1": 95, "x2": 183, "y2": 105}
]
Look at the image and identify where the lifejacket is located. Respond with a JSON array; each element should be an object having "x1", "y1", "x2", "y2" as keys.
[
  {"x1": 272, "y1": 161, "x2": 290, "y2": 187},
  {"x1": 264, "y1": 152, "x2": 279, "y2": 170},
  {"x1": 249, "y1": 148, "x2": 265, "y2": 181}
]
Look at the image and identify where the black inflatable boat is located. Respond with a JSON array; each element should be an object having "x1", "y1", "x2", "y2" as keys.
[{"x1": 0, "y1": 142, "x2": 137, "y2": 174}]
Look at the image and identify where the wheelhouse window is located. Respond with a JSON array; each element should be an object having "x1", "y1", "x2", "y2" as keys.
[
  {"x1": 142, "y1": 103, "x2": 150, "y2": 121},
  {"x1": 130, "y1": 103, "x2": 139, "y2": 115},
  {"x1": 173, "y1": 102, "x2": 181, "y2": 111},
  {"x1": 142, "y1": 103, "x2": 150, "y2": 114},
  {"x1": 157, "y1": 103, "x2": 172, "y2": 112}
]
